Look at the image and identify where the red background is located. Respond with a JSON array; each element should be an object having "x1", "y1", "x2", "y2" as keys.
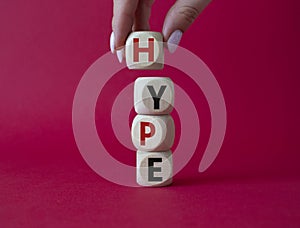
[{"x1": 1, "y1": 0, "x2": 300, "y2": 227}]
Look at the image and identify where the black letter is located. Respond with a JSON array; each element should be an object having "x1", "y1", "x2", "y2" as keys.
[
  {"x1": 147, "y1": 85, "x2": 167, "y2": 109},
  {"x1": 148, "y1": 158, "x2": 162, "y2": 182}
]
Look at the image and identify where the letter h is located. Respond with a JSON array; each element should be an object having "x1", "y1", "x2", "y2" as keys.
[{"x1": 133, "y1": 38, "x2": 154, "y2": 62}]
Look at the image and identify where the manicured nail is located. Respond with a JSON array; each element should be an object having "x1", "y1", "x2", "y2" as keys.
[
  {"x1": 167, "y1": 30, "x2": 182, "y2": 53},
  {"x1": 116, "y1": 48, "x2": 124, "y2": 63},
  {"x1": 110, "y1": 32, "x2": 115, "y2": 53}
]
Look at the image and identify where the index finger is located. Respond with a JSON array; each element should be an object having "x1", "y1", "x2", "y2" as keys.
[{"x1": 112, "y1": 0, "x2": 139, "y2": 50}]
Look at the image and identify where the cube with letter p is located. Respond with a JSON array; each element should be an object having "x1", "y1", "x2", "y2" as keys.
[{"x1": 131, "y1": 115, "x2": 175, "y2": 152}]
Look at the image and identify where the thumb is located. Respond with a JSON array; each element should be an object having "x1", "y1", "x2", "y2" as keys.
[{"x1": 162, "y1": 0, "x2": 211, "y2": 53}]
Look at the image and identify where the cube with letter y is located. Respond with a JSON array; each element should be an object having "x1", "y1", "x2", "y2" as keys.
[
  {"x1": 134, "y1": 77, "x2": 174, "y2": 115},
  {"x1": 125, "y1": 32, "x2": 164, "y2": 70}
]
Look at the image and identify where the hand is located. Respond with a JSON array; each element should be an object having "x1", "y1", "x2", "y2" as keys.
[{"x1": 110, "y1": 0, "x2": 211, "y2": 62}]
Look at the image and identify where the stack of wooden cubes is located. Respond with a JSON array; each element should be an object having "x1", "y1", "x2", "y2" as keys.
[{"x1": 126, "y1": 31, "x2": 175, "y2": 187}]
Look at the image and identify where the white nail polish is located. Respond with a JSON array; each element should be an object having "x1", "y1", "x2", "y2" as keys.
[
  {"x1": 167, "y1": 30, "x2": 182, "y2": 54},
  {"x1": 116, "y1": 48, "x2": 124, "y2": 63},
  {"x1": 110, "y1": 32, "x2": 115, "y2": 53}
]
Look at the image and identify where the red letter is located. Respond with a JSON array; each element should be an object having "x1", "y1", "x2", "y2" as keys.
[
  {"x1": 140, "y1": 122, "x2": 155, "y2": 146},
  {"x1": 133, "y1": 38, "x2": 154, "y2": 62}
]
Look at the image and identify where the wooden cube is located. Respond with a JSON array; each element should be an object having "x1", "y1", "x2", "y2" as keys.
[
  {"x1": 131, "y1": 114, "x2": 175, "y2": 152},
  {"x1": 134, "y1": 77, "x2": 174, "y2": 115},
  {"x1": 137, "y1": 150, "x2": 172, "y2": 187},
  {"x1": 125, "y1": 31, "x2": 164, "y2": 70}
]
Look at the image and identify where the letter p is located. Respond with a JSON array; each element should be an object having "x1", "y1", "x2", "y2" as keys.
[{"x1": 140, "y1": 122, "x2": 155, "y2": 146}]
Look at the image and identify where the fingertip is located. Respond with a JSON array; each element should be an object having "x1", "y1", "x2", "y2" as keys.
[{"x1": 167, "y1": 30, "x2": 183, "y2": 53}]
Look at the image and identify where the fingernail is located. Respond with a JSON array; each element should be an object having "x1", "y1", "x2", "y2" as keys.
[
  {"x1": 110, "y1": 32, "x2": 115, "y2": 53},
  {"x1": 167, "y1": 30, "x2": 182, "y2": 53},
  {"x1": 116, "y1": 48, "x2": 124, "y2": 63}
]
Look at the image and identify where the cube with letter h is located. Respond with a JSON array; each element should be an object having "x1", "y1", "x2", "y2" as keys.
[
  {"x1": 131, "y1": 77, "x2": 175, "y2": 187},
  {"x1": 126, "y1": 32, "x2": 164, "y2": 70}
]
